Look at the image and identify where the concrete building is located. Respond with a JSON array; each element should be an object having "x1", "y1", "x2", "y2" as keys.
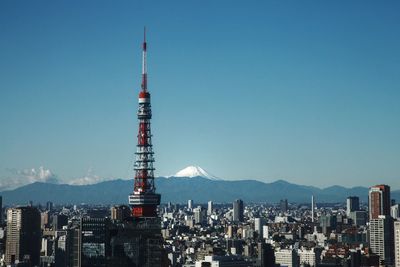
[
  {"x1": 5, "y1": 206, "x2": 41, "y2": 266},
  {"x1": 369, "y1": 215, "x2": 394, "y2": 265},
  {"x1": 298, "y1": 248, "x2": 319, "y2": 267},
  {"x1": 275, "y1": 249, "x2": 299, "y2": 267}
]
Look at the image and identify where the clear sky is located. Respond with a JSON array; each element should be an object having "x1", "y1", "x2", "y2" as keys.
[{"x1": 1, "y1": 1, "x2": 399, "y2": 189}]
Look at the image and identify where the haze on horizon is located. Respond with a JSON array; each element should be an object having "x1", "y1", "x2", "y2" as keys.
[{"x1": 0, "y1": 1, "x2": 399, "y2": 190}]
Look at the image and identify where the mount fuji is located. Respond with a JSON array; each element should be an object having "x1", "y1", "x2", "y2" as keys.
[{"x1": 170, "y1": 166, "x2": 222, "y2": 181}]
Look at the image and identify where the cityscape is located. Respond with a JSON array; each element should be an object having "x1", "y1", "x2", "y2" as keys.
[{"x1": 1, "y1": 1, "x2": 400, "y2": 267}]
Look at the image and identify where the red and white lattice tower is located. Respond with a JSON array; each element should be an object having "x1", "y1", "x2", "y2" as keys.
[{"x1": 129, "y1": 29, "x2": 161, "y2": 218}]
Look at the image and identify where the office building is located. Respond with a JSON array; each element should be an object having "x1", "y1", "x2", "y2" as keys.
[
  {"x1": 280, "y1": 199, "x2": 288, "y2": 212},
  {"x1": 5, "y1": 206, "x2": 41, "y2": 266},
  {"x1": 80, "y1": 217, "x2": 110, "y2": 267},
  {"x1": 391, "y1": 204, "x2": 400, "y2": 219},
  {"x1": 369, "y1": 215, "x2": 394, "y2": 265},
  {"x1": 394, "y1": 221, "x2": 400, "y2": 267},
  {"x1": 110, "y1": 205, "x2": 131, "y2": 221},
  {"x1": 346, "y1": 196, "x2": 360, "y2": 216},
  {"x1": 275, "y1": 249, "x2": 299, "y2": 267},
  {"x1": 233, "y1": 199, "x2": 244, "y2": 222},
  {"x1": 52, "y1": 214, "x2": 68, "y2": 230},
  {"x1": 188, "y1": 199, "x2": 193, "y2": 210},
  {"x1": 207, "y1": 200, "x2": 213, "y2": 215},
  {"x1": 369, "y1": 184, "x2": 391, "y2": 220}
]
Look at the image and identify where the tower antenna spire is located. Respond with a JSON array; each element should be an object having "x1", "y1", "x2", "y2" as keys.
[{"x1": 141, "y1": 27, "x2": 147, "y2": 91}]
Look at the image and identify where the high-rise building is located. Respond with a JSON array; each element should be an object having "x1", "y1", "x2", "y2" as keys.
[
  {"x1": 258, "y1": 242, "x2": 275, "y2": 267},
  {"x1": 108, "y1": 219, "x2": 163, "y2": 266},
  {"x1": 369, "y1": 215, "x2": 394, "y2": 265},
  {"x1": 311, "y1": 195, "x2": 315, "y2": 223},
  {"x1": 193, "y1": 206, "x2": 206, "y2": 225},
  {"x1": 391, "y1": 204, "x2": 400, "y2": 219},
  {"x1": 110, "y1": 205, "x2": 131, "y2": 221},
  {"x1": 280, "y1": 199, "x2": 288, "y2": 212},
  {"x1": 348, "y1": 211, "x2": 368, "y2": 226},
  {"x1": 0, "y1": 196, "x2": 3, "y2": 224},
  {"x1": 233, "y1": 199, "x2": 244, "y2": 222},
  {"x1": 54, "y1": 230, "x2": 68, "y2": 267},
  {"x1": 263, "y1": 225, "x2": 270, "y2": 239},
  {"x1": 369, "y1": 184, "x2": 391, "y2": 220},
  {"x1": 46, "y1": 201, "x2": 54, "y2": 212},
  {"x1": 346, "y1": 196, "x2": 360, "y2": 216},
  {"x1": 207, "y1": 200, "x2": 213, "y2": 215},
  {"x1": 395, "y1": 221, "x2": 400, "y2": 267},
  {"x1": 188, "y1": 199, "x2": 193, "y2": 210},
  {"x1": 41, "y1": 211, "x2": 49, "y2": 229},
  {"x1": 80, "y1": 217, "x2": 110, "y2": 267},
  {"x1": 254, "y1": 218, "x2": 263, "y2": 237},
  {"x1": 5, "y1": 206, "x2": 41, "y2": 266},
  {"x1": 52, "y1": 214, "x2": 68, "y2": 230}
]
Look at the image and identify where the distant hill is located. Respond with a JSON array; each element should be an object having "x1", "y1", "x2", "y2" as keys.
[{"x1": 2, "y1": 176, "x2": 399, "y2": 206}]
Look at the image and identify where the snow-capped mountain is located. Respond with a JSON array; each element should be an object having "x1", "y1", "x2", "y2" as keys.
[{"x1": 172, "y1": 166, "x2": 222, "y2": 180}]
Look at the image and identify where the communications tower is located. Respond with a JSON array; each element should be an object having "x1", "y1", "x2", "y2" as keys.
[{"x1": 129, "y1": 29, "x2": 161, "y2": 218}]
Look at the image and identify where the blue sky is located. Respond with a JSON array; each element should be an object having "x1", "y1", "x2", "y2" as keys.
[{"x1": 1, "y1": 1, "x2": 399, "y2": 189}]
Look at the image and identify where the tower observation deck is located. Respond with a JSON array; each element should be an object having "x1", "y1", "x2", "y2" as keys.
[{"x1": 129, "y1": 29, "x2": 161, "y2": 218}]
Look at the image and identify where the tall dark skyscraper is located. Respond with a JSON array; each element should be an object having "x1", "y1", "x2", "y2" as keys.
[
  {"x1": 346, "y1": 196, "x2": 360, "y2": 215},
  {"x1": 80, "y1": 218, "x2": 110, "y2": 267},
  {"x1": 233, "y1": 199, "x2": 244, "y2": 222},
  {"x1": 280, "y1": 199, "x2": 288, "y2": 212},
  {"x1": 5, "y1": 206, "x2": 41, "y2": 266},
  {"x1": 369, "y1": 184, "x2": 391, "y2": 220}
]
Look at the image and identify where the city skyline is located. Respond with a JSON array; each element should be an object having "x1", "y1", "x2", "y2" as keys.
[{"x1": 1, "y1": 1, "x2": 400, "y2": 189}]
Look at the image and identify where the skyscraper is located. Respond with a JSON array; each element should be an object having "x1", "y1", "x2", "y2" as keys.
[
  {"x1": 233, "y1": 199, "x2": 244, "y2": 222},
  {"x1": 311, "y1": 195, "x2": 315, "y2": 223},
  {"x1": 369, "y1": 215, "x2": 394, "y2": 265},
  {"x1": 254, "y1": 217, "x2": 263, "y2": 237},
  {"x1": 258, "y1": 242, "x2": 275, "y2": 267},
  {"x1": 280, "y1": 199, "x2": 288, "y2": 212},
  {"x1": 369, "y1": 184, "x2": 391, "y2": 220},
  {"x1": 346, "y1": 196, "x2": 360, "y2": 216},
  {"x1": 188, "y1": 199, "x2": 193, "y2": 210},
  {"x1": 391, "y1": 204, "x2": 400, "y2": 219},
  {"x1": 193, "y1": 206, "x2": 206, "y2": 225},
  {"x1": 5, "y1": 206, "x2": 41, "y2": 266},
  {"x1": 395, "y1": 221, "x2": 400, "y2": 267},
  {"x1": 0, "y1": 196, "x2": 2, "y2": 224},
  {"x1": 207, "y1": 200, "x2": 213, "y2": 215},
  {"x1": 80, "y1": 217, "x2": 110, "y2": 267}
]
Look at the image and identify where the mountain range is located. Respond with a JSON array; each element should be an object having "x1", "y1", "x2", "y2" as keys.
[{"x1": 1, "y1": 166, "x2": 399, "y2": 205}]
